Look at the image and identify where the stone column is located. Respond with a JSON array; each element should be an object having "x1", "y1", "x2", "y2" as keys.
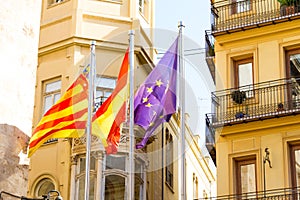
[
  {"x1": 96, "y1": 152, "x2": 103, "y2": 200},
  {"x1": 69, "y1": 155, "x2": 78, "y2": 200}
]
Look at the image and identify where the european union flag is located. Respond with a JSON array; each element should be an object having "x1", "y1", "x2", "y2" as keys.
[{"x1": 134, "y1": 37, "x2": 178, "y2": 149}]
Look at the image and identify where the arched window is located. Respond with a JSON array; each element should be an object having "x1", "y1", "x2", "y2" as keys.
[
  {"x1": 35, "y1": 178, "x2": 55, "y2": 198},
  {"x1": 105, "y1": 175, "x2": 126, "y2": 200}
]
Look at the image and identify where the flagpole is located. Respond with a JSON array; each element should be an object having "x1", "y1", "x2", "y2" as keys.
[
  {"x1": 85, "y1": 40, "x2": 96, "y2": 200},
  {"x1": 128, "y1": 30, "x2": 135, "y2": 200},
  {"x1": 178, "y1": 21, "x2": 186, "y2": 200}
]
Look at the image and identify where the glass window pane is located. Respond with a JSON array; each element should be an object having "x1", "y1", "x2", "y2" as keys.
[
  {"x1": 45, "y1": 80, "x2": 61, "y2": 93},
  {"x1": 241, "y1": 163, "x2": 256, "y2": 193},
  {"x1": 95, "y1": 77, "x2": 116, "y2": 89},
  {"x1": 90, "y1": 156, "x2": 96, "y2": 171},
  {"x1": 96, "y1": 90, "x2": 104, "y2": 98},
  {"x1": 78, "y1": 176, "x2": 95, "y2": 200},
  {"x1": 238, "y1": 62, "x2": 253, "y2": 87},
  {"x1": 80, "y1": 158, "x2": 86, "y2": 173},
  {"x1": 104, "y1": 91, "x2": 112, "y2": 98},
  {"x1": 79, "y1": 157, "x2": 95, "y2": 172},
  {"x1": 106, "y1": 155, "x2": 126, "y2": 171},
  {"x1": 37, "y1": 179, "x2": 55, "y2": 197},
  {"x1": 290, "y1": 54, "x2": 300, "y2": 78},
  {"x1": 135, "y1": 176, "x2": 143, "y2": 200},
  {"x1": 44, "y1": 95, "x2": 53, "y2": 113},
  {"x1": 105, "y1": 175, "x2": 125, "y2": 200},
  {"x1": 54, "y1": 93, "x2": 61, "y2": 103},
  {"x1": 295, "y1": 149, "x2": 300, "y2": 186}
]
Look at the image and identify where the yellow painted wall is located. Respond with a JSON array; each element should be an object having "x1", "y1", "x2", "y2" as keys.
[{"x1": 214, "y1": 12, "x2": 300, "y2": 196}]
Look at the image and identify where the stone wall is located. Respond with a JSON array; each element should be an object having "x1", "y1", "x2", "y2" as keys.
[{"x1": 0, "y1": 124, "x2": 29, "y2": 197}]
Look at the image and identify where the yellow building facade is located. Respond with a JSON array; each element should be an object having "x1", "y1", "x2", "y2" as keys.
[
  {"x1": 205, "y1": 0, "x2": 300, "y2": 198},
  {"x1": 28, "y1": 0, "x2": 216, "y2": 199}
]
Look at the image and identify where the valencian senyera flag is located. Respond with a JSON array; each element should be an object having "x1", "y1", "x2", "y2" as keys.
[
  {"x1": 28, "y1": 73, "x2": 89, "y2": 157},
  {"x1": 92, "y1": 50, "x2": 129, "y2": 154},
  {"x1": 134, "y1": 37, "x2": 179, "y2": 149}
]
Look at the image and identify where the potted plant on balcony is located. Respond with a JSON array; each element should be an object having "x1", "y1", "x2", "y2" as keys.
[
  {"x1": 278, "y1": 0, "x2": 297, "y2": 15},
  {"x1": 231, "y1": 90, "x2": 247, "y2": 104}
]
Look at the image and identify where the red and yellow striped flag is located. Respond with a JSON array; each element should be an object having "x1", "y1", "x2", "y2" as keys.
[
  {"x1": 92, "y1": 50, "x2": 129, "y2": 154},
  {"x1": 28, "y1": 74, "x2": 88, "y2": 157}
]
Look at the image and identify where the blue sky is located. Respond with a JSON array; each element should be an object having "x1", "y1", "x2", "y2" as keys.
[{"x1": 155, "y1": 0, "x2": 211, "y2": 47}]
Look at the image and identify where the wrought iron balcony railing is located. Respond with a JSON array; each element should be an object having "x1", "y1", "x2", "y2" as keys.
[
  {"x1": 205, "y1": 114, "x2": 216, "y2": 164},
  {"x1": 196, "y1": 186, "x2": 300, "y2": 200},
  {"x1": 205, "y1": 30, "x2": 215, "y2": 83},
  {"x1": 211, "y1": 0, "x2": 300, "y2": 35},
  {"x1": 206, "y1": 77, "x2": 300, "y2": 127}
]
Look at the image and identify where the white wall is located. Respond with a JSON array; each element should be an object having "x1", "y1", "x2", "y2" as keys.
[{"x1": 0, "y1": 1, "x2": 41, "y2": 136}]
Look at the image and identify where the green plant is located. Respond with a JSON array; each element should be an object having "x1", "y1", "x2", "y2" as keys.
[
  {"x1": 231, "y1": 90, "x2": 247, "y2": 104},
  {"x1": 277, "y1": 0, "x2": 297, "y2": 6}
]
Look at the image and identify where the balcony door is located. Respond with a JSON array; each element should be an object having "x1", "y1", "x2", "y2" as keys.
[
  {"x1": 235, "y1": 156, "x2": 257, "y2": 196},
  {"x1": 286, "y1": 49, "x2": 300, "y2": 109},
  {"x1": 234, "y1": 57, "x2": 254, "y2": 98},
  {"x1": 290, "y1": 144, "x2": 300, "y2": 188}
]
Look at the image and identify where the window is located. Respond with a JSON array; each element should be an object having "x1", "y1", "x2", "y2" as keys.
[
  {"x1": 139, "y1": 0, "x2": 144, "y2": 13},
  {"x1": 95, "y1": 76, "x2": 116, "y2": 109},
  {"x1": 286, "y1": 49, "x2": 300, "y2": 109},
  {"x1": 103, "y1": 154, "x2": 145, "y2": 200},
  {"x1": 193, "y1": 173, "x2": 198, "y2": 199},
  {"x1": 232, "y1": 0, "x2": 251, "y2": 14},
  {"x1": 43, "y1": 79, "x2": 61, "y2": 114},
  {"x1": 234, "y1": 58, "x2": 253, "y2": 88},
  {"x1": 138, "y1": 0, "x2": 149, "y2": 18},
  {"x1": 106, "y1": 154, "x2": 126, "y2": 171},
  {"x1": 234, "y1": 57, "x2": 254, "y2": 98},
  {"x1": 105, "y1": 175, "x2": 125, "y2": 200},
  {"x1": 76, "y1": 157, "x2": 97, "y2": 200},
  {"x1": 165, "y1": 128, "x2": 174, "y2": 189},
  {"x1": 290, "y1": 144, "x2": 300, "y2": 189},
  {"x1": 42, "y1": 79, "x2": 61, "y2": 144},
  {"x1": 35, "y1": 178, "x2": 55, "y2": 198},
  {"x1": 48, "y1": 0, "x2": 63, "y2": 6},
  {"x1": 135, "y1": 160, "x2": 144, "y2": 200},
  {"x1": 235, "y1": 156, "x2": 257, "y2": 195}
]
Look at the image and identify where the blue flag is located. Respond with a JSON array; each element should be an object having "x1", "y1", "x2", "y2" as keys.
[{"x1": 134, "y1": 37, "x2": 179, "y2": 149}]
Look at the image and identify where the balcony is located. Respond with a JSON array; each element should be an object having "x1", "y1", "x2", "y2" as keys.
[
  {"x1": 211, "y1": 0, "x2": 300, "y2": 36},
  {"x1": 206, "y1": 77, "x2": 300, "y2": 127},
  {"x1": 196, "y1": 186, "x2": 300, "y2": 200},
  {"x1": 205, "y1": 30, "x2": 215, "y2": 83},
  {"x1": 205, "y1": 115, "x2": 216, "y2": 165}
]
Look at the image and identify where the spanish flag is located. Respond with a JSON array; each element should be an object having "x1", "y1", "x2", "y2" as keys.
[
  {"x1": 28, "y1": 74, "x2": 88, "y2": 157},
  {"x1": 92, "y1": 50, "x2": 129, "y2": 154}
]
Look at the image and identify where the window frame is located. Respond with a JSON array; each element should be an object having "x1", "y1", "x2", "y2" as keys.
[
  {"x1": 234, "y1": 156, "x2": 257, "y2": 195},
  {"x1": 42, "y1": 78, "x2": 61, "y2": 115},
  {"x1": 41, "y1": 78, "x2": 61, "y2": 144},
  {"x1": 289, "y1": 143, "x2": 300, "y2": 189},
  {"x1": 231, "y1": 0, "x2": 252, "y2": 15},
  {"x1": 285, "y1": 48, "x2": 300, "y2": 79},
  {"x1": 94, "y1": 75, "x2": 116, "y2": 109},
  {"x1": 285, "y1": 49, "x2": 300, "y2": 109},
  {"x1": 47, "y1": 0, "x2": 65, "y2": 7},
  {"x1": 34, "y1": 178, "x2": 56, "y2": 198},
  {"x1": 138, "y1": 0, "x2": 149, "y2": 20},
  {"x1": 234, "y1": 57, "x2": 254, "y2": 89},
  {"x1": 75, "y1": 156, "x2": 97, "y2": 200}
]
